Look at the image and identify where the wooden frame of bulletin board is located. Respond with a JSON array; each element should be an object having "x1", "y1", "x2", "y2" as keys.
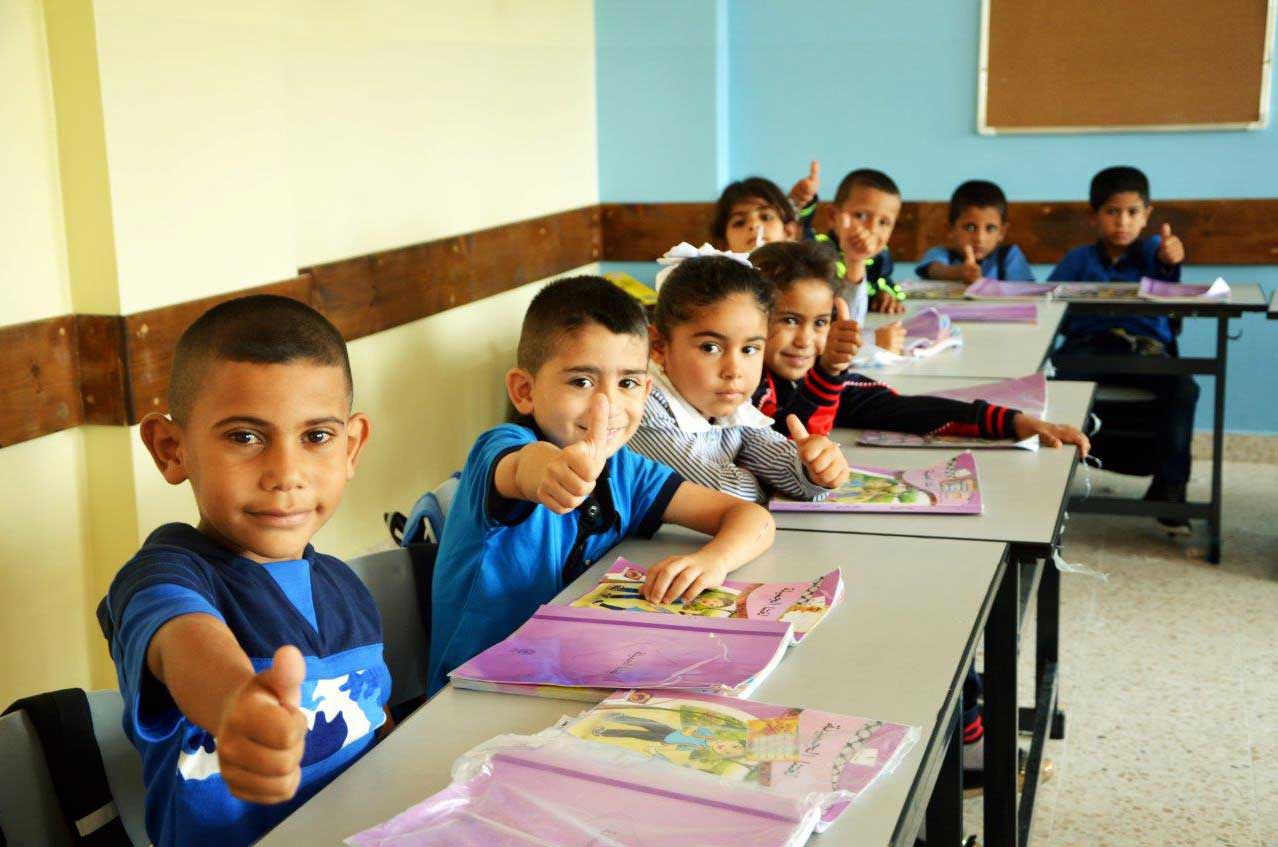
[{"x1": 978, "y1": 0, "x2": 1276, "y2": 134}]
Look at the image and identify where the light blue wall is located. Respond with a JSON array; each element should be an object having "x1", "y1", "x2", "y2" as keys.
[{"x1": 595, "y1": 0, "x2": 1278, "y2": 433}]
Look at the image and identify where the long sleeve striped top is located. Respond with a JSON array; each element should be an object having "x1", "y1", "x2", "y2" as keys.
[{"x1": 628, "y1": 370, "x2": 829, "y2": 504}]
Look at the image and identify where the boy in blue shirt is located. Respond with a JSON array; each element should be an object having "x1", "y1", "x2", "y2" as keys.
[
  {"x1": 429, "y1": 276, "x2": 776, "y2": 695},
  {"x1": 99, "y1": 295, "x2": 388, "y2": 847},
  {"x1": 1048, "y1": 166, "x2": 1196, "y2": 532},
  {"x1": 916, "y1": 180, "x2": 1034, "y2": 283}
]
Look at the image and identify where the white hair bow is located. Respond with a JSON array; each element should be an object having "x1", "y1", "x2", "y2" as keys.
[{"x1": 654, "y1": 242, "x2": 754, "y2": 290}]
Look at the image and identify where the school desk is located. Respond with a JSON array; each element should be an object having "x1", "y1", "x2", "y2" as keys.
[
  {"x1": 771, "y1": 375, "x2": 1097, "y2": 846},
  {"x1": 1049, "y1": 281, "x2": 1269, "y2": 564},
  {"x1": 258, "y1": 530, "x2": 1009, "y2": 847}
]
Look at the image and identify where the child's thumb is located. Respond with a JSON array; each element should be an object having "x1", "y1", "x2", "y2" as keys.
[
  {"x1": 964, "y1": 245, "x2": 977, "y2": 264},
  {"x1": 834, "y1": 296, "x2": 850, "y2": 322},
  {"x1": 786, "y1": 414, "x2": 810, "y2": 441},
  {"x1": 1161, "y1": 222, "x2": 1173, "y2": 240},
  {"x1": 586, "y1": 392, "x2": 610, "y2": 448},
  {"x1": 809, "y1": 160, "x2": 820, "y2": 182},
  {"x1": 261, "y1": 645, "x2": 305, "y2": 708}
]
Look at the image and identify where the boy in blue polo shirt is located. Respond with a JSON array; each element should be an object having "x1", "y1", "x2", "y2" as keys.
[
  {"x1": 428, "y1": 276, "x2": 776, "y2": 695},
  {"x1": 1048, "y1": 166, "x2": 1196, "y2": 533},
  {"x1": 916, "y1": 180, "x2": 1034, "y2": 283},
  {"x1": 99, "y1": 295, "x2": 387, "y2": 847}
]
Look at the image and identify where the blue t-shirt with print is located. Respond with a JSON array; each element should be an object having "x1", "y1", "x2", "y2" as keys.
[
  {"x1": 102, "y1": 523, "x2": 390, "y2": 847},
  {"x1": 428, "y1": 423, "x2": 683, "y2": 695},
  {"x1": 915, "y1": 244, "x2": 1034, "y2": 282},
  {"x1": 1048, "y1": 236, "x2": 1181, "y2": 343}
]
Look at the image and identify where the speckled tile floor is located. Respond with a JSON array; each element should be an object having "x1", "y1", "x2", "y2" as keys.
[{"x1": 962, "y1": 459, "x2": 1278, "y2": 847}]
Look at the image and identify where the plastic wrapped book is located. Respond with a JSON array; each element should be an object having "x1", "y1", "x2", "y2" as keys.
[
  {"x1": 570, "y1": 557, "x2": 843, "y2": 645},
  {"x1": 1138, "y1": 276, "x2": 1230, "y2": 301},
  {"x1": 964, "y1": 279, "x2": 1056, "y2": 299},
  {"x1": 930, "y1": 302, "x2": 1038, "y2": 323},
  {"x1": 770, "y1": 452, "x2": 983, "y2": 514}
]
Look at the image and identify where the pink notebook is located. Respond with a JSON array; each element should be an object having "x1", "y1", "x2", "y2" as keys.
[
  {"x1": 565, "y1": 689, "x2": 920, "y2": 833},
  {"x1": 771, "y1": 452, "x2": 983, "y2": 514},
  {"x1": 571, "y1": 558, "x2": 844, "y2": 645},
  {"x1": 1138, "y1": 276, "x2": 1230, "y2": 301},
  {"x1": 448, "y1": 605, "x2": 793, "y2": 700},
  {"x1": 900, "y1": 308, "x2": 963, "y2": 357},
  {"x1": 965, "y1": 279, "x2": 1056, "y2": 299},
  {"x1": 932, "y1": 302, "x2": 1038, "y2": 323}
]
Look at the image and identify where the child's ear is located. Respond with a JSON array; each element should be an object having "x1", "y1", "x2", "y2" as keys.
[
  {"x1": 139, "y1": 413, "x2": 189, "y2": 485},
  {"x1": 505, "y1": 367, "x2": 536, "y2": 415},
  {"x1": 343, "y1": 413, "x2": 372, "y2": 479},
  {"x1": 648, "y1": 326, "x2": 667, "y2": 367}
]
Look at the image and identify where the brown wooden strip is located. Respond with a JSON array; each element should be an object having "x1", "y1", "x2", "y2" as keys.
[
  {"x1": 0, "y1": 315, "x2": 82, "y2": 448},
  {"x1": 600, "y1": 203, "x2": 720, "y2": 260},
  {"x1": 122, "y1": 276, "x2": 316, "y2": 421},
  {"x1": 75, "y1": 314, "x2": 129, "y2": 425},
  {"x1": 305, "y1": 206, "x2": 600, "y2": 340}
]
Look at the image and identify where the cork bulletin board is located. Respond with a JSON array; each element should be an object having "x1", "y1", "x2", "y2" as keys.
[{"x1": 978, "y1": 0, "x2": 1275, "y2": 133}]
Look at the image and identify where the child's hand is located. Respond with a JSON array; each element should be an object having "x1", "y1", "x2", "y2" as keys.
[
  {"x1": 1013, "y1": 414, "x2": 1091, "y2": 457},
  {"x1": 875, "y1": 321, "x2": 906, "y2": 354},
  {"x1": 787, "y1": 415, "x2": 850, "y2": 489},
  {"x1": 1156, "y1": 223, "x2": 1184, "y2": 265},
  {"x1": 642, "y1": 552, "x2": 727, "y2": 605},
  {"x1": 835, "y1": 213, "x2": 881, "y2": 262},
  {"x1": 960, "y1": 245, "x2": 983, "y2": 284},
  {"x1": 871, "y1": 290, "x2": 907, "y2": 313},
  {"x1": 537, "y1": 394, "x2": 611, "y2": 514},
  {"x1": 788, "y1": 160, "x2": 820, "y2": 208},
  {"x1": 215, "y1": 646, "x2": 309, "y2": 805},
  {"x1": 818, "y1": 297, "x2": 861, "y2": 375}
]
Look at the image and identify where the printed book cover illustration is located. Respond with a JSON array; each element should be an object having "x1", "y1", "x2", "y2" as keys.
[
  {"x1": 1053, "y1": 282, "x2": 1140, "y2": 301},
  {"x1": 448, "y1": 605, "x2": 793, "y2": 700},
  {"x1": 899, "y1": 279, "x2": 968, "y2": 299},
  {"x1": 563, "y1": 689, "x2": 919, "y2": 831},
  {"x1": 857, "y1": 374, "x2": 1047, "y2": 450},
  {"x1": 770, "y1": 452, "x2": 983, "y2": 514},
  {"x1": 571, "y1": 558, "x2": 844, "y2": 644}
]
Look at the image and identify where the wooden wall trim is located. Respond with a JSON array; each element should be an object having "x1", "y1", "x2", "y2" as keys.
[
  {"x1": 600, "y1": 199, "x2": 1278, "y2": 266},
  {"x1": 0, "y1": 315, "x2": 83, "y2": 448}
]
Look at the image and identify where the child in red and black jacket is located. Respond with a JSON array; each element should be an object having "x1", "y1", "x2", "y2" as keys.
[{"x1": 748, "y1": 240, "x2": 1091, "y2": 451}]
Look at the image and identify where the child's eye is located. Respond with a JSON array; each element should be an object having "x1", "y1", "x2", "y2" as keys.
[
  {"x1": 963, "y1": 224, "x2": 976, "y2": 233},
  {"x1": 619, "y1": 377, "x2": 641, "y2": 390},
  {"x1": 760, "y1": 210, "x2": 776, "y2": 221},
  {"x1": 226, "y1": 430, "x2": 262, "y2": 446},
  {"x1": 699, "y1": 342, "x2": 722, "y2": 354},
  {"x1": 742, "y1": 344, "x2": 761, "y2": 356},
  {"x1": 815, "y1": 318, "x2": 829, "y2": 328},
  {"x1": 986, "y1": 225, "x2": 999, "y2": 233},
  {"x1": 781, "y1": 316, "x2": 799, "y2": 326},
  {"x1": 305, "y1": 430, "x2": 335, "y2": 445},
  {"x1": 569, "y1": 377, "x2": 595, "y2": 388}
]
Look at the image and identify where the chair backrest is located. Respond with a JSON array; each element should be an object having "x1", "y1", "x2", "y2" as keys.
[
  {"x1": 0, "y1": 708, "x2": 76, "y2": 847},
  {"x1": 85, "y1": 692, "x2": 147, "y2": 847},
  {"x1": 345, "y1": 546, "x2": 433, "y2": 712}
]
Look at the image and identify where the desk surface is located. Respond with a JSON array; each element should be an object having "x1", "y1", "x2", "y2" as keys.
[
  {"x1": 863, "y1": 301, "x2": 1066, "y2": 379},
  {"x1": 1054, "y1": 281, "x2": 1268, "y2": 316},
  {"x1": 772, "y1": 378, "x2": 1095, "y2": 548},
  {"x1": 261, "y1": 529, "x2": 1008, "y2": 847}
]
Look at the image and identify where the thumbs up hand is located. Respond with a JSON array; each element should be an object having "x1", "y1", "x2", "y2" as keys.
[
  {"x1": 960, "y1": 244, "x2": 983, "y2": 284},
  {"x1": 819, "y1": 297, "x2": 862, "y2": 376},
  {"x1": 836, "y1": 212, "x2": 880, "y2": 263},
  {"x1": 788, "y1": 160, "x2": 821, "y2": 208},
  {"x1": 1156, "y1": 222, "x2": 1184, "y2": 265},
  {"x1": 216, "y1": 645, "x2": 310, "y2": 804},
  {"x1": 787, "y1": 415, "x2": 850, "y2": 489},
  {"x1": 536, "y1": 393, "x2": 613, "y2": 514}
]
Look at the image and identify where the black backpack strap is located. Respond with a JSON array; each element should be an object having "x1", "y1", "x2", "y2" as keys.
[
  {"x1": 996, "y1": 244, "x2": 1009, "y2": 280},
  {"x1": 2, "y1": 690, "x2": 132, "y2": 846}
]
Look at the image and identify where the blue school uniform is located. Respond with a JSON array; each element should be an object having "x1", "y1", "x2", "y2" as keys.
[
  {"x1": 914, "y1": 244, "x2": 1034, "y2": 282},
  {"x1": 428, "y1": 423, "x2": 684, "y2": 695},
  {"x1": 101, "y1": 524, "x2": 390, "y2": 847},
  {"x1": 1047, "y1": 236, "x2": 1180, "y2": 343}
]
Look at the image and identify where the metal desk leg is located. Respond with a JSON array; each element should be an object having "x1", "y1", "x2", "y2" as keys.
[
  {"x1": 925, "y1": 708, "x2": 964, "y2": 847},
  {"x1": 1038, "y1": 556, "x2": 1065, "y2": 740},
  {"x1": 1209, "y1": 315, "x2": 1228, "y2": 564},
  {"x1": 984, "y1": 559, "x2": 1019, "y2": 847}
]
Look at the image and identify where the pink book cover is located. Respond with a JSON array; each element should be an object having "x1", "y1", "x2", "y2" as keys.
[
  {"x1": 570, "y1": 557, "x2": 844, "y2": 645},
  {"x1": 1053, "y1": 282, "x2": 1139, "y2": 301},
  {"x1": 900, "y1": 308, "x2": 963, "y2": 357},
  {"x1": 770, "y1": 452, "x2": 983, "y2": 514},
  {"x1": 448, "y1": 605, "x2": 793, "y2": 698},
  {"x1": 899, "y1": 279, "x2": 968, "y2": 299},
  {"x1": 933, "y1": 302, "x2": 1038, "y2": 323},
  {"x1": 964, "y1": 279, "x2": 1056, "y2": 299},
  {"x1": 1138, "y1": 276, "x2": 1231, "y2": 301},
  {"x1": 346, "y1": 737, "x2": 818, "y2": 846},
  {"x1": 565, "y1": 689, "x2": 920, "y2": 832}
]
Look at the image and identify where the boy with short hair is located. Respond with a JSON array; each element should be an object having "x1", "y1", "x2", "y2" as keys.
[
  {"x1": 99, "y1": 295, "x2": 386, "y2": 847},
  {"x1": 1048, "y1": 165, "x2": 1195, "y2": 532},
  {"x1": 428, "y1": 276, "x2": 776, "y2": 695},
  {"x1": 807, "y1": 168, "x2": 908, "y2": 316},
  {"x1": 916, "y1": 180, "x2": 1034, "y2": 283}
]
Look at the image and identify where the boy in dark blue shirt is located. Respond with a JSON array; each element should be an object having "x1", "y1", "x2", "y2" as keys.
[
  {"x1": 1048, "y1": 166, "x2": 1197, "y2": 532},
  {"x1": 916, "y1": 180, "x2": 1034, "y2": 283},
  {"x1": 428, "y1": 276, "x2": 775, "y2": 695},
  {"x1": 100, "y1": 296, "x2": 388, "y2": 846}
]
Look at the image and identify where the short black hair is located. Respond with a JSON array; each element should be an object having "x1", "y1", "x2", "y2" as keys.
[
  {"x1": 1090, "y1": 166, "x2": 1150, "y2": 210},
  {"x1": 517, "y1": 276, "x2": 648, "y2": 374},
  {"x1": 654, "y1": 256, "x2": 773, "y2": 337},
  {"x1": 168, "y1": 294, "x2": 352, "y2": 423},
  {"x1": 949, "y1": 180, "x2": 1008, "y2": 224},
  {"x1": 833, "y1": 168, "x2": 900, "y2": 206},
  {"x1": 711, "y1": 177, "x2": 796, "y2": 241},
  {"x1": 750, "y1": 240, "x2": 839, "y2": 297}
]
